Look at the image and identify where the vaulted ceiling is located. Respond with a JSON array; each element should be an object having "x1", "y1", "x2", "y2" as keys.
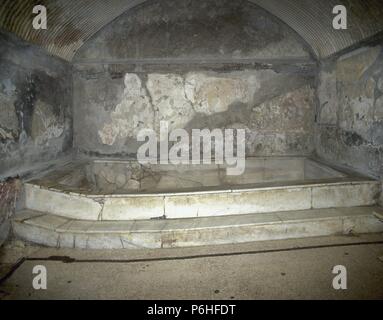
[{"x1": 1, "y1": 0, "x2": 383, "y2": 61}]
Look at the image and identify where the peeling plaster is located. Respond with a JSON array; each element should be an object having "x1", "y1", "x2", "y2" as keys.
[{"x1": 98, "y1": 72, "x2": 261, "y2": 145}]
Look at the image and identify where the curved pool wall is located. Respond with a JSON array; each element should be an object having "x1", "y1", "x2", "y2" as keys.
[{"x1": 22, "y1": 157, "x2": 380, "y2": 221}]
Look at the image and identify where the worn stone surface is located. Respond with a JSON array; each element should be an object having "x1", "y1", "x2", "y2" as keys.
[
  {"x1": 74, "y1": 0, "x2": 311, "y2": 62},
  {"x1": 0, "y1": 30, "x2": 73, "y2": 178},
  {"x1": 24, "y1": 184, "x2": 102, "y2": 221},
  {"x1": 11, "y1": 207, "x2": 383, "y2": 249},
  {"x1": 3, "y1": 233, "x2": 383, "y2": 300},
  {"x1": 315, "y1": 44, "x2": 383, "y2": 180},
  {"x1": 312, "y1": 183, "x2": 380, "y2": 209}
]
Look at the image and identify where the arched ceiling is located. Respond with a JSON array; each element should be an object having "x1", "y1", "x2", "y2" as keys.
[{"x1": 0, "y1": 0, "x2": 383, "y2": 61}]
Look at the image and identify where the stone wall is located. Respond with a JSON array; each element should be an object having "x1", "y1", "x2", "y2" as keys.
[
  {"x1": 73, "y1": 0, "x2": 316, "y2": 157},
  {"x1": 0, "y1": 30, "x2": 73, "y2": 179},
  {"x1": 381, "y1": 184, "x2": 383, "y2": 206},
  {"x1": 0, "y1": 178, "x2": 21, "y2": 246},
  {"x1": 73, "y1": 65, "x2": 316, "y2": 157},
  {"x1": 315, "y1": 44, "x2": 383, "y2": 204}
]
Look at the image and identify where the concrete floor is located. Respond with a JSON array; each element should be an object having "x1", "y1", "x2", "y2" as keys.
[{"x1": 1, "y1": 233, "x2": 383, "y2": 300}]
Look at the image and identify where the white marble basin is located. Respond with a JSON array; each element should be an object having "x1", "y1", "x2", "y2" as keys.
[{"x1": 23, "y1": 157, "x2": 380, "y2": 221}]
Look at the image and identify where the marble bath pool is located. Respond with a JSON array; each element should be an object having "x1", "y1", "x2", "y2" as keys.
[
  {"x1": 23, "y1": 157, "x2": 380, "y2": 220},
  {"x1": 34, "y1": 157, "x2": 348, "y2": 194}
]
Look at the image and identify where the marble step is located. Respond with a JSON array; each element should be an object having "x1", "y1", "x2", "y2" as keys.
[
  {"x1": 23, "y1": 180, "x2": 380, "y2": 220},
  {"x1": 12, "y1": 206, "x2": 383, "y2": 249}
]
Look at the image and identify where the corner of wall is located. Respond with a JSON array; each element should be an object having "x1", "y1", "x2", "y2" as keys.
[{"x1": 314, "y1": 42, "x2": 383, "y2": 181}]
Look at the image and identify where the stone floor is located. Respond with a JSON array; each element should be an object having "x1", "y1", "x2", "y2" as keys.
[{"x1": 1, "y1": 233, "x2": 383, "y2": 300}]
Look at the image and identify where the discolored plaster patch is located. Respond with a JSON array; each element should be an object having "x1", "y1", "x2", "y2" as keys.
[
  {"x1": 336, "y1": 46, "x2": 381, "y2": 82},
  {"x1": 98, "y1": 73, "x2": 154, "y2": 145},
  {"x1": 147, "y1": 73, "x2": 194, "y2": 131},
  {"x1": 98, "y1": 71, "x2": 267, "y2": 146},
  {"x1": 184, "y1": 73, "x2": 252, "y2": 115},
  {"x1": 375, "y1": 95, "x2": 383, "y2": 120},
  {"x1": 317, "y1": 70, "x2": 338, "y2": 125},
  {"x1": 0, "y1": 93, "x2": 18, "y2": 141},
  {"x1": 250, "y1": 86, "x2": 315, "y2": 133},
  {"x1": 377, "y1": 76, "x2": 383, "y2": 93},
  {"x1": 31, "y1": 100, "x2": 65, "y2": 145}
]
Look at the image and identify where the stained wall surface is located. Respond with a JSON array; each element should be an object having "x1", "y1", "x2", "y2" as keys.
[
  {"x1": 0, "y1": 30, "x2": 73, "y2": 179},
  {"x1": 315, "y1": 43, "x2": 383, "y2": 204},
  {"x1": 73, "y1": 0, "x2": 316, "y2": 157}
]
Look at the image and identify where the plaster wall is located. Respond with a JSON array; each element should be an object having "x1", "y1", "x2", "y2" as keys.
[
  {"x1": 0, "y1": 31, "x2": 73, "y2": 179},
  {"x1": 315, "y1": 44, "x2": 383, "y2": 205},
  {"x1": 73, "y1": 0, "x2": 316, "y2": 158}
]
